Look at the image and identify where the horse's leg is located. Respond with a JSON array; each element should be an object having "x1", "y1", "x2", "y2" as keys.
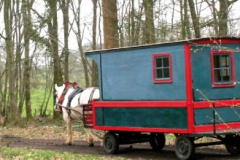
[
  {"x1": 64, "y1": 115, "x2": 72, "y2": 145},
  {"x1": 85, "y1": 128, "x2": 94, "y2": 146}
]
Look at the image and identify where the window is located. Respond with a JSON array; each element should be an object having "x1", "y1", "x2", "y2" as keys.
[
  {"x1": 152, "y1": 53, "x2": 172, "y2": 84},
  {"x1": 210, "y1": 50, "x2": 235, "y2": 88}
]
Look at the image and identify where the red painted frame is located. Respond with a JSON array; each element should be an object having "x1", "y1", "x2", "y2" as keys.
[
  {"x1": 184, "y1": 44, "x2": 194, "y2": 133},
  {"x1": 152, "y1": 53, "x2": 173, "y2": 84},
  {"x1": 194, "y1": 122, "x2": 240, "y2": 133},
  {"x1": 210, "y1": 50, "x2": 235, "y2": 88},
  {"x1": 193, "y1": 100, "x2": 240, "y2": 109}
]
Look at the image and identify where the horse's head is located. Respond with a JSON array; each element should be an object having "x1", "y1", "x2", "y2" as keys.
[
  {"x1": 54, "y1": 83, "x2": 65, "y2": 111},
  {"x1": 54, "y1": 82, "x2": 78, "y2": 112}
]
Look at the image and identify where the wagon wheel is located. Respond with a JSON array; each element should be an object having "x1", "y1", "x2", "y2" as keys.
[
  {"x1": 103, "y1": 132, "x2": 119, "y2": 154},
  {"x1": 175, "y1": 136, "x2": 195, "y2": 160},
  {"x1": 149, "y1": 133, "x2": 166, "y2": 151},
  {"x1": 225, "y1": 134, "x2": 240, "y2": 155}
]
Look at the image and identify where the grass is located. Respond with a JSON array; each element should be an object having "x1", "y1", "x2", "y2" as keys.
[
  {"x1": 0, "y1": 147, "x2": 122, "y2": 160},
  {"x1": 21, "y1": 87, "x2": 54, "y2": 117}
]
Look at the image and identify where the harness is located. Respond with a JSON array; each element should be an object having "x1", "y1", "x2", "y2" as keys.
[
  {"x1": 67, "y1": 86, "x2": 83, "y2": 108},
  {"x1": 56, "y1": 82, "x2": 98, "y2": 120},
  {"x1": 66, "y1": 86, "x2": 84, "y2": 119},
  {"x1": 66, "y1": 87, "x2": 97, "y2": 120},
  {"x1": 88, "y1": 87, "x2": 98, "y2": 104},
  {"x1": 57, "y1": 81, "x2": 77, "y2": 112}
]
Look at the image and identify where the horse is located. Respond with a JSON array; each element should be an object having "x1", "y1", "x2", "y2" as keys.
[{"x1": 54, "y1": 81, "x2": 101, "y2": 146}]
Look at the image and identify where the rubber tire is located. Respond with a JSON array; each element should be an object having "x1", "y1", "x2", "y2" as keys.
[
  {"x1": 225, "y1": 134, "x2": 240, "y2": 155},
  {"x1": 175, "y1": 136, "x2": 195, "y2": 160},
  {"x1": 103, "y1": 132, "x2": 119, "y2": 154},
  {"x1": 149, "y1": 133, "x2": 166, "y2": 151}
]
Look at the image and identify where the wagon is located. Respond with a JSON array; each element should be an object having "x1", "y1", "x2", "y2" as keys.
[{"x1": 83, "y1": 37, "x2": 240, "y2": 160}]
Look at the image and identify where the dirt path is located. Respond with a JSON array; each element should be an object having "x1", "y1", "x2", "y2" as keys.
[{"x1": 1, "y1": 135, "x2": 240, "y2": 160}]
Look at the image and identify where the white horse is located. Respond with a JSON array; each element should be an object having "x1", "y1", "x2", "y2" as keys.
[{"x1": 54, "y1": 82, "x2": 101, "y2": 146}]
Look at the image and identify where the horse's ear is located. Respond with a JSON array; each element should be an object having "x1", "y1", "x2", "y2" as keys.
[{"x1": 55, "y1": 84, "x2": 58, "y2": 90}]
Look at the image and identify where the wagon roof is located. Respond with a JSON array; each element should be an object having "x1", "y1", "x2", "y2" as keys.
[{"x1": 85, "y1": 36, "x2": 240, "y2": 55}]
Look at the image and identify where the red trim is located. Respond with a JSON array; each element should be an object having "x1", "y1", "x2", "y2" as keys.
[
  {"x1": 190, "y1": 38, "x2": 240, "y2": 45},
  {"x1": 193, "y1": 100, "x2": 240, "y2": 108},
  {"x1": 210, "y1": 50, "x2": 235, "y2": 88},
  {"x1": 152, "y1": 53, "x2": 173, "y2": 84},
  {"x1": 184, "y1": 44, "x2": 194, "y2": 133},
  {"x1": 91, "y1": 100, "x2": 97, "y2": 127},
  {"x1": 92, "y1": 100, "x2": 187, "y2": 108},
  {"x1": 93, "y1": 125, "x2": 189, "y2": 134},
  {"x1": 194, "y1": 122, "x2": 240, "y2": 133}
]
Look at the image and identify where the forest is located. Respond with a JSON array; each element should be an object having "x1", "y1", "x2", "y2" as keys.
[{"x1": 0, "y1": 0, "x2": 239, "y2": 124}]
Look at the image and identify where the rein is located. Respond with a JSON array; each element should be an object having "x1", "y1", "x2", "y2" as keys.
[{"x1": 57, "y1": 104, "x2": 83, "y2": 114}]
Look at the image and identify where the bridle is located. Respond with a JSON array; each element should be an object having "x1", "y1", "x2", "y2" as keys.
[{"x1": 55, "y1": 81, "x2": 77, "y2": 112}]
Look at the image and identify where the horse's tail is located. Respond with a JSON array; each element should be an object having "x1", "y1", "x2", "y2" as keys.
[{"x1": 90, "y1": 129, "x2": 104, "y2": 140}]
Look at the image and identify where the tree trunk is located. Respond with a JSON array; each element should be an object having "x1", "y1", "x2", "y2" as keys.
[
  {"x1": 184, "y1": 0, "x2": 191, "y2": 39},
  {"x1": 188, "y1": 0, "x2": 201, "y2": 38},
  {"x1": 22, "y1": 0, "x2": 32, "y2": 120},
  {"x1": 91, "y1": 0, "x2": 98, "y2": 87},
  {"x1": 180, "y1": 0, "x2": 185, "y2": 39},
  {"x1": 60, "y1": 0, "x2": 70, "y2": 81},
  {"x1": 47, "y1": 0, "x2": 63, "y2": 119},
  {"x1": 102, "y1": 0, "x2": 119, "y2": 48},
  {"x1": 218, "y1": 0, "x2": 237, "y2": 36},
  {"x1": 4, "y1": 0, "x2": 18, "y2": 124},
  {"x1": 143, "y1": 0, "x2": 156, "y2": 44}
]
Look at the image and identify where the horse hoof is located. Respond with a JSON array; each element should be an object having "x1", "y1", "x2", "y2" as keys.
[
  {"x1": 89, "y1": 143, "x2": 94, "y2": 147},
  {"x1": 63, "y1": 143, "x2": 72, "y2": 146}
]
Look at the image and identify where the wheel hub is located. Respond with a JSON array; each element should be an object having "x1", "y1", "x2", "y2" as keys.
[{"x1": 178, "y1": 140, "x2": 189, "y2": 155}]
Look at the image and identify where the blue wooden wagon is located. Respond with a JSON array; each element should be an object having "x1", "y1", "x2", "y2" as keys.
[{"x1": 84, "y1": 37, "x2": 240, "y2": 160}]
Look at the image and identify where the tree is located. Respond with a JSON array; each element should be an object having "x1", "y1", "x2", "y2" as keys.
[
  {"x1": 59, "y1": 0, "x2": 70, "y2": 81},
  {"x1": 188, "y1": 0, "x2": 201, "y2": 38},
  {"x1": 102, "y1": 0, "x2": 119, "y2": 48},
  {"x1": 4, "y1": 0, "x2": 19, "y2": 123},
  {"x1": 91, "y1": 0, "x2": 98, "y2": 87},
  {"x1": 218, "y1": 0, "x2": 238, "y2": 36},
  {"x1": 143, "y1": 0, "x2": 156, "y2": 44},
  {"x1": 204, "y1": 0, "x2": 238, "y2": 36},
  {"x1": 45, "y1": 0, "x2": 63, "y2": 119},
  {"x1": 22, "y1": 0, "x2": 33, "y2": 120},
  {"x1": 70, "y1": 0, "x2": 91, "y2": 87}
]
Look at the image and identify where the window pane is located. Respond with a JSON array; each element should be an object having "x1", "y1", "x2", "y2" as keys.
[
  {"x1": 213, "y1": 55, "x2": 220, "y2": 68},
  {"x1": 163, "y1": 68, "x2": 170, "y2": 78},
  {"x1": 156, "y1": 58, "x2": 162, "y2": 67},
  {"x1": 222, "y1": 69, "x2": 230, "y2": 81},
  {"x1": 163, "y1": 57, "x2": 169, "y2": 67},
  {"x1": 156, "y1": 69, "x2": 163, "y2": 78},
  {"x1": 221, "y1": 55, "x2": 229, "y2": 67},
  {"x1": 214, "y1": 69, "x2": 221, "y2": 82}
]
